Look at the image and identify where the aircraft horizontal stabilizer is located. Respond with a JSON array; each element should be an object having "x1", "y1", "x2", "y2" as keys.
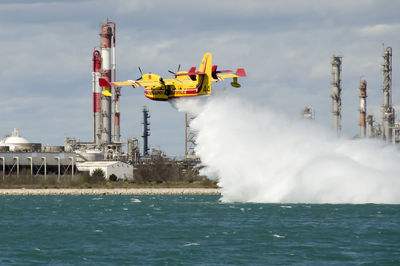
[
  {"x1": 175, "y1": 67, "x2": 206, "y2": 77},
  {"x1": 235, "y1": 68, "x2": 246, "y2": 77},
  {"x1": 99, "y1": 78, "x2": 113, "y2": 87},
  {"x1": 188, "y1": 67, "x2": 197, "y2": 76}
]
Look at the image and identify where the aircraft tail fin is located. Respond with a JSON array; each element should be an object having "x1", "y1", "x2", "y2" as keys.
[
  {"x1": 196, "y1": 53, "x2": 212, "y2": 94},
  {"x1": 198, "y1": 53, "x2": 212, "y2": 76}
]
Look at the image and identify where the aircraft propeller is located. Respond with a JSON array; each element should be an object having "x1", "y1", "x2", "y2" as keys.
[
  {"x1": 212, "y1": 65, "x2": 233, "y2": 80},
  {"x1": 136, "y1": 66, "x2": 143, "y2": 81},
  {"x1": 168, "y1": 64, "x2": 181, "y2": 76}
]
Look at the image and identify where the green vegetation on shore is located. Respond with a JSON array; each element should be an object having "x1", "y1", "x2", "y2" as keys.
[
  {"x1": 0, "y1": 174, "x2": 218, "y2": 189},
  {"x1": 0, "y1": 159, "x2": 218, "y2": 189}
]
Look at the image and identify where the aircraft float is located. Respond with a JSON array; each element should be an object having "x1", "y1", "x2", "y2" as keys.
[{"x1": 99, "y1": 52, "x2": 246, "y2": 101}]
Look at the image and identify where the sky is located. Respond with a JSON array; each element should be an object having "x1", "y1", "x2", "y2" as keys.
[{"x1": 0, "y1": 0, "x2": 400, "y2": 156}]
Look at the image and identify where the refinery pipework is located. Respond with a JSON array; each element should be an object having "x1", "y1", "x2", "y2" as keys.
[
  {"x1": 381, "y1": 46, "x2": 394, "y2": 142},
  {"x1": 113, "y1": 86, "x2": 121, "y2": 143},
  {"x1": 366, "y1": 115, "x2": 375, "y2": 138},
  {"x1": 331, "y1": 55, "x2": 342, "y2": 136}
]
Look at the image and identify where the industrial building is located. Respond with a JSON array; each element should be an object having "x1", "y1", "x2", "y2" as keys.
[
  {"x1": 76, "y1": 161, "x2": 133, "y2": 181},
  {"x1": 0, "y1": 128, "x2": 76, "y2": 179}
]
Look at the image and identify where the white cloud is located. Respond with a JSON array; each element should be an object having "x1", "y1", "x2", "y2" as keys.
[
  {"x1": 359, "y1": 24, "x2": 400, "y2": 37},
  {"x1": 111, "y1": 0, "x2": 383, "y2": 17}
]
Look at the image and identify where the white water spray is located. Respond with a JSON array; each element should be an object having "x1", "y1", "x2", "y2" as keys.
[{"x1": 173, "y1": 94, "x2": 400, "y2": 204}]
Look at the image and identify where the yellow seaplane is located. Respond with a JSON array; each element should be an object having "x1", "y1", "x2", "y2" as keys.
[{"x1": 99, "y1": 52, "x2": 246, "y2": 101}]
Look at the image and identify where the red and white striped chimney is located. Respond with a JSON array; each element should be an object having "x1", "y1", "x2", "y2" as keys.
[
  {"x1": 92, "y1": 49, "x2": 102, "y2": 146},
  {"x1": 106, "y1": 21, "x2": 121, "y2": 143},
  {"x1": 100, "y1": 23, "x2": 113, "y2": 145}
]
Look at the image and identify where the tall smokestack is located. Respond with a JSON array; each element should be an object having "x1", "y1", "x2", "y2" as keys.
[
  {"x1": 92, "y1": 50, "x2": 102, "y2": 146},
  {"x1": 100, "y1": 23, "x2": 113, "y2": 145},
  {"x1": 359, "y1": 80, "x2": 367, "y2": 138},
  {"x1": 382, "y1": 46, "x2": 394, "y2": 142},
  {"x1": 142, "y1": 106, "x2": 150, "y2": 156},
  {"x1": 106, "y1": 21, "x2": 120, "y2": 143},
  {"x1": 331, "y1": 55, "x2": 342, "y2": 136}
]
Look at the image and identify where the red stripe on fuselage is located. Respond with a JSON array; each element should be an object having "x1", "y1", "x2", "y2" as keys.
[{"x1": 185, "y1": 89, "x2": 198, "y2": 95}]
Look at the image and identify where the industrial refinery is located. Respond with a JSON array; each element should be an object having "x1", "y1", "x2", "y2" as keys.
[
  {"x1": 300, "y1": 46, "x2": 399, "y2": 144},
  {"x1": 0, "y1": 21, "x2": 205, "y2": 182},
  {"x1": 327, "y1": 46, "x2": 400, "y2": 143},
  {"x1": 0, "y1": 21, "x2": 152, "y2": 181}
]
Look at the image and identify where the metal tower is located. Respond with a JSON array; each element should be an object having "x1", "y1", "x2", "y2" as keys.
[
  {"x1": 331, "y1": 55, "x2": 342, "y2": 136},
  {"x1": 142, "y1": 106, "x2": 150, "y2": 156},
  {"x1": 381, "y1": 46, "x2": 394, "y2": 142},
  {"x1": 366, "y1": 115, "x2": 375, "y2": 138},
  {"x1": 185, "y1": 113, "x2": 197, "y2": 160},
  {"x1": 359, "y1": 80, "x2": 367, "y2": 138}
]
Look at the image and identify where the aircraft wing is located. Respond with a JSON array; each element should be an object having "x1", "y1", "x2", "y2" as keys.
[
  {"x1": 100, "y1": 78, "x2": 176, "y2": 88},
  {"x1": 216, "y1": 68, "x2": 247, "y2": 80},
  {"x1": 101, "y1": 79, "x2": 159, "y2": 88}
]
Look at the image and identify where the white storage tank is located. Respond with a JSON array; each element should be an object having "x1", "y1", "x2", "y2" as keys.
[{"x1": 0, "y1": 128, "x2": 32, "y2": 152}]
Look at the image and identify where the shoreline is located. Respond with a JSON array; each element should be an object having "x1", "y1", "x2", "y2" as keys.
[{"x1": 0, "y1": 188, "x2": 221, "y2": 195}]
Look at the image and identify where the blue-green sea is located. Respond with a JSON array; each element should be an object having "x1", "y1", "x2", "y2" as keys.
[{"x1": 0, "y1": 195, "x2": 399, "y2": 265}]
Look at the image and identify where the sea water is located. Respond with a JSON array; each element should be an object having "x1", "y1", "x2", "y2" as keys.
[{"x1": 0, "y1": 195, "x2": 399, "y2": 265}]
